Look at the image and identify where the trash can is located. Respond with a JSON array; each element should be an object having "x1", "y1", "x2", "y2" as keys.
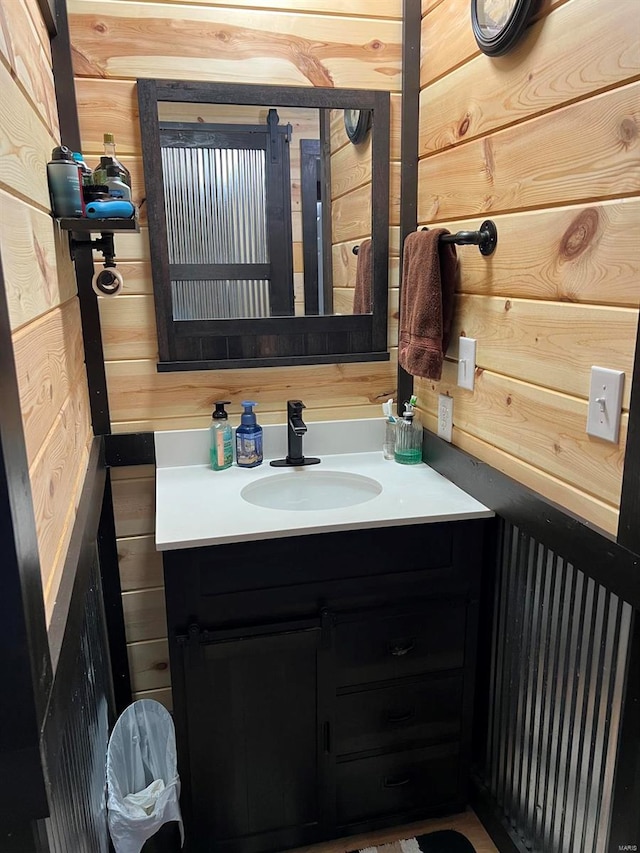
[{"x1": 106, "y1": 699, "x2": 184, "y2": 853}]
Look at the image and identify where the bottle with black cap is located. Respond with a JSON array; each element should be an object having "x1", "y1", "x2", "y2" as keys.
[
  {"x1": 210, "y1": 401, "x2": 233, "y2": 471},
  {"x1": 47, "y1": 146, "x2": 83, "y2": 217}
]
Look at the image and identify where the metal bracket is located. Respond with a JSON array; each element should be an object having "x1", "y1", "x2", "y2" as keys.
[
  {"x1": 268, "y1": 108, "x2": 280, "y2": 163},
  {"x1": 68, "y1": 231, "x2": 116, "y2": 266}
]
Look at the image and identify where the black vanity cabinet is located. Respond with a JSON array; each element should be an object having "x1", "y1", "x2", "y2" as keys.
[{"x1": 163, "y1": 520, "x2": 486, "y2": 853}]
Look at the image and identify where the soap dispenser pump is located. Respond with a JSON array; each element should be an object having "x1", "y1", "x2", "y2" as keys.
[
  {"x1": 394, "y1": 397, "x2": 422, "y2": 465},
  {"x1": 210, "y1": 401, "x2": 233, "y2": 471},
  {"x1": 235, "y1": 401, "x2": 263, "y2": 468}
]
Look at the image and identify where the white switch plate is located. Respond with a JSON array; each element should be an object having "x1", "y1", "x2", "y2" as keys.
[
  {"x1": 438, "y1": 394, "x2": 454, "y2": 442},
  {"x1": 458, "y1": 337, "x2": 477, "y2": 391},
  {"x1": 587, "y1": 367, "x2": 624, "y2": 442}
]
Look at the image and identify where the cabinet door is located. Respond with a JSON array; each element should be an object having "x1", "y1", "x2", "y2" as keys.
[{"x1": 180, "y1": 621, "x2": 323, "y2": 851}]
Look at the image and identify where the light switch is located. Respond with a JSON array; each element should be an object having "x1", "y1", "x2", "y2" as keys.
[
  {"x1": 438, "y1": 394, "x2": 454, "y2": 442},
  {"x1": 586, "y1": 367, "x2": 624, "y2": 443},
  {"x1": 458, "y1": 337, "x2": 477, "y2": 391}
]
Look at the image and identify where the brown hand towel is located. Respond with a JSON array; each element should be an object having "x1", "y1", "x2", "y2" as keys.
[
  {"x1": 398, "y1": 229, "x2": 458, "y2": 381},
  {"x1": 353, "y1": 238, "x2": 372, "y2": 314}
]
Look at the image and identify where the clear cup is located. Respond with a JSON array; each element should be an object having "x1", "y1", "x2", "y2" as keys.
[{"x1": 383, "y1": 420, "x2": 396, "y2": 460}]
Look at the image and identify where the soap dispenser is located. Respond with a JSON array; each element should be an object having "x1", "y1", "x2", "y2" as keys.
[
  {"x1": 210, "y1": 401, "x2": 233, "y2": 471},
  {"x1": 235, "y1": 401, "x2": 263, "y2": 468},
  {"x1": 394, "y1": 397, "x2": 422, "y2": 464}
]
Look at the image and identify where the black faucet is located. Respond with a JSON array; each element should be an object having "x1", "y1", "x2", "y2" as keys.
[{"x1": 270, "y1": 400, "x2": 321, "y2": 467}]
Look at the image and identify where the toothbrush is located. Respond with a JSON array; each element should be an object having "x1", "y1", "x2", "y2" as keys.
[{"x1": 382, "y1": 398, "x2": 396, "y2": 423}]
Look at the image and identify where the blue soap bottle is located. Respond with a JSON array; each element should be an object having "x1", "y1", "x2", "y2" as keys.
[{"x1": 235, "y1": 401, "x2": 263, "y2": 468}]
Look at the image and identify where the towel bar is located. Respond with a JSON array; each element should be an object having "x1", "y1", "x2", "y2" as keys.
[{"x1": 421, "y1": 219, "x2": 498, "y2": 256}]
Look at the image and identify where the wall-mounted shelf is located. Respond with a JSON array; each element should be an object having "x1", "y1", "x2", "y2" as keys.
[
  {"x1": 57, "y1": 214, "x2": 139, "y2": 233},
  {"x1": 57, "y1": 213, "x2": 139, "y2": 265}
]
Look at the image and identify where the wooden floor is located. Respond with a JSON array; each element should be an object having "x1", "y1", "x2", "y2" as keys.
[{"x1": 289, "y1": 810, "x2": 497, "y2": 853}]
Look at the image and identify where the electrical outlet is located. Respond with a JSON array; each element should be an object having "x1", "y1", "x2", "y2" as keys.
[
  {"x1": 457, "y1": 337, "x2": 477, "y2": 391},
  {"x1": 438, "y1": 394, "x2": 454, "y2": 442},
  {"x1": 587, "y1": 367, "x2": 624, "y2": 442}
]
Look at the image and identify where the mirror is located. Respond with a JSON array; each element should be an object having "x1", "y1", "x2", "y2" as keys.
[{"x1": 138, "y1": 79, "x2": 390, "y2": 370}]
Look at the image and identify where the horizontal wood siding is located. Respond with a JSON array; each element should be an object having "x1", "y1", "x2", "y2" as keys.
[
  {"x1": 1, "y1": 0, "x2": 92, "y2": 621},
  {"x1": 69, "y1": 0, "x2": 403, "y2": 679},
  {"x1": 414, "y1": 0, "x2": 640, "y2": 537}
]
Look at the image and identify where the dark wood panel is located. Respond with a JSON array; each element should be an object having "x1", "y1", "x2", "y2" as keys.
[
  {"x1": 182, "y1": 626, "x2": 322, "y2": 847},
  {"x1": 334, "y1": 601, "x2": 467, "y2": 687},
  {"x1": 397, "y1": 0, "x2": 422, "y2": 414},
  {"x1": 335, "y1": 673, "x2": 463, "y2": 756},
  {"x1": 105, "y1": 432, "x2": 156, "y2": 467},
  {"x1": 182, "y1": 523, "x2": 456, "y2": 596},
  {"x1": 336, "y1": 742, "x2": 460, "y2": 826}
]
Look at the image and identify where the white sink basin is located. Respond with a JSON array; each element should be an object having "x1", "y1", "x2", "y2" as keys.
[{"x1": 240, "y1": 469, "x2": 382, "y2": 511}]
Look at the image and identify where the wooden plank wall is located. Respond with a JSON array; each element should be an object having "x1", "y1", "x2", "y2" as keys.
[
  {"x1": 330, "y1": 107, "x2": 372, "y2": 314},
  {"x1": 68, "y1": 0, "x2": 403, "y2": 708},
  {"x1": 415, "y1": 0, "x2": 640, "y2": 537},
  {"x1": 0, "y1": 0, "x2": 92, "y2": 623}
]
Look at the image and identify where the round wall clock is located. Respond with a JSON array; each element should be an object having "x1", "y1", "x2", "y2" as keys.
[
  {"x1": 344, "y1": 108, "x2": 372, "y2": 145},
  {"x1": 471, "y1": 0, "x2": 537, "y2": 56}
]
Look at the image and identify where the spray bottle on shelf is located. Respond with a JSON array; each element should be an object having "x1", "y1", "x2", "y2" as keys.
[{"x1": 394, "y1": 395, "x2": 422, "y2": 465}]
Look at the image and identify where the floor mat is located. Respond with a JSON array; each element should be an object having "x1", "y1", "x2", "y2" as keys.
[{"x1": 357, "y1": 829, "x2": 476, "y2": 853}]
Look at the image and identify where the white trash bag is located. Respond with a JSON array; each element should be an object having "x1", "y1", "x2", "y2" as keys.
[{"x1": 106, "y1": 699, "x2": 184, "y2": 853}]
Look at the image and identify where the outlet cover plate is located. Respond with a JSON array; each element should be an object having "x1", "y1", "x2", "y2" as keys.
[
  {"x1": 587, "y1": 366, "x2": 624, "y2": 442},
  {"x1": 458, "y1": 337, "x2": 477, "y2": 390},
  {"x1": 438, "y1": 394, "x2": 454, "y2": 442}
]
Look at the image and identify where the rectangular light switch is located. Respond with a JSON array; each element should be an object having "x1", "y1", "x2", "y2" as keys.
[
  {"x1": 458, "y1": 337, "x2": 477, "y2": 391},
  {"x1": 586, "y1": 367, "x2": 624, "y2": 443}
]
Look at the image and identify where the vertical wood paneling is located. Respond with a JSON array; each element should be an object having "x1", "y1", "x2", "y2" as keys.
[{"x1": 415, "y1": 0, "x2": 640, "y2": 535}]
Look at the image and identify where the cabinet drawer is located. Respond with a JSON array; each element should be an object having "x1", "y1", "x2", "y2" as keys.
[
  {"x1": 334, "y1": 600, "x2": 466, "y2": 687},
  {"x1": 334, "y1": 674, "x2": 463, "y2": 756},
  {"x1": 336, "y1": 743, "x2": 460, "y2": 826}
]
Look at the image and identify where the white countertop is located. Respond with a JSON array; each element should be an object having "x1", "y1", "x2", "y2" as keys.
[{"x1": 155, "y1": 419, "x2": 492, "y2": 551}]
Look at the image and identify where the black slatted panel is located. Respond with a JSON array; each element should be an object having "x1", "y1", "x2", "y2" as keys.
[
  {"x1": 479, "y1": 520, "x2": 632, "y2": 853},
  {"x1": 44, "y1": 552, "x2": 112, "y2": 853}
]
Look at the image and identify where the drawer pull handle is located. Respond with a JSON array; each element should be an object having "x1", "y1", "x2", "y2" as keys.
[
  {"x1": 389, "y1": 640, "x2": 415, "y2": 657},
  {"x1": 386, "y1": 709, "x2": 415, "y2": 725},
  {"x1": 383, "y1": 775, "x2": 411, "y2": 788}
]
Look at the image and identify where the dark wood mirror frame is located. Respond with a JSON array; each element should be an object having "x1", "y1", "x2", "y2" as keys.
[{"x1": 137, "y1": 78, "x2": 391, "y2": 371}]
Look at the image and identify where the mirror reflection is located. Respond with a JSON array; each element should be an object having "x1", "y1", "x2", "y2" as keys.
[{"x1": 157, "y1": 101, "x2": 373, "y2": 321}]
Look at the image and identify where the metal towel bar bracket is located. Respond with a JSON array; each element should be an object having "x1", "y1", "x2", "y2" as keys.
[
  {"x1": 353, "y1": 220, "x2": 497, "y2": 257},
  {"x1": 422, "y1": 219, "x2": 498, "y2": 256}
]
